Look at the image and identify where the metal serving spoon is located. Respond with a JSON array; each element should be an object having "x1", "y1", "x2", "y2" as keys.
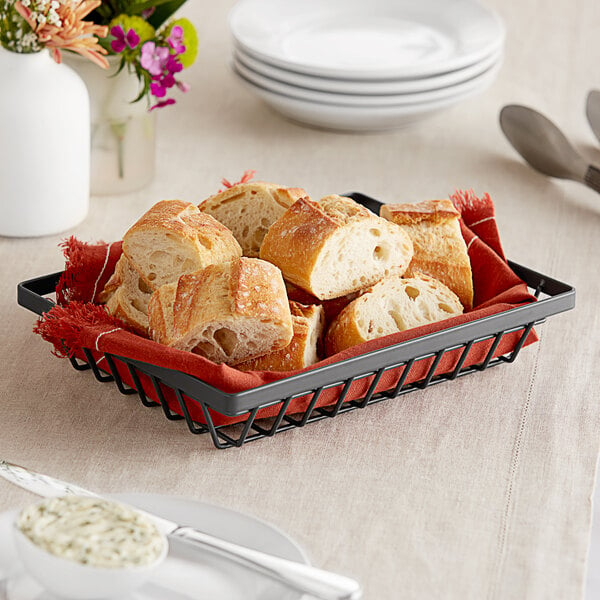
[
  {"x1": 499, "y1": 104, "x2": 600, "y2": 193},
  {"x1": 586, "y1": 90, "x2": 600, "y2": 144}
]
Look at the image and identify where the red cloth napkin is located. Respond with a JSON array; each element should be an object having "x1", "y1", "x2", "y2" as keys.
[{"x1": 34, "y1": 191, "x2": 538, "y2": 427}]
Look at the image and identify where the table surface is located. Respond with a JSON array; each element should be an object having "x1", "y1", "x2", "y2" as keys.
[{"x1": 1, "y1": 1, "x2": 599, "y2": 599}]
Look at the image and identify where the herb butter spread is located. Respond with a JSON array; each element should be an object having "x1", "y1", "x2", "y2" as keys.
[{"x1": 17, "y1": 496, "x2": 165, "y2": 568}]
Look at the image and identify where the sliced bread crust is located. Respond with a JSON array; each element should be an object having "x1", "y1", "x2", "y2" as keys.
[
  {"x1": 122, "y1": 199, "x2": 242, "y2": 289},
  {"x1": 148, "y1": 257, "x2": 294, "y2": 365},
  {"x1": 260, "y1": 195, "x2": 414, "y2": 300},
  {"x1": 234, "y1": 302, "x2": 325, "y2": 371},
  {"x1": 147, "y1": 281, "x2": 177, "y2": 346},
  {"x1": 380, "y1": 199, "x2": 474, "y2": 309},
  {"x1": 198, "y1": 182, "x2": 307, "y2": 257},
  {"x1": 325, "y1": 273, "x2": 463, "y2": 355},
  {"x1": 99, "y1": 254, "x2": 154, "y2": 337}
]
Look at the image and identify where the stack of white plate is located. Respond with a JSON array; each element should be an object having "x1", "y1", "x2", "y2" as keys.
[{"x1": 229, "y1": 0, "x2": 505, "y2": 131}]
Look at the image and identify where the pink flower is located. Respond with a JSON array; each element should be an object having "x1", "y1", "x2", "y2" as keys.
[
  {"x1": 140, "y1": 41, "x2": 170, "y2": 76},
  {"x1": 110, "y1": 25, "x2": 140, "y2": 53},
  {"x1": 161, "y1": 74, "x2": 176, "y2": 89},
  {"x1": 165, "y1": 54, "x2": 183, "y2": 75},
  {"x1": 150, "y1": 72, "x2": 177, "y2": 98},
  {"x1": 168, "y1": 25, "x2": 186, "y2": 55},
  {"x1": 126, "y1": 29, "x2": 140, "y2": 48},
  {"x1": 138, "y1": 36, "x2": 190, "y2": 112},
  {"x1": 150, "y1": 98, "x2": 176, "y2": 111},
  {"x1": 150, "y1": 80, "x2": 167, "y2": 98}
]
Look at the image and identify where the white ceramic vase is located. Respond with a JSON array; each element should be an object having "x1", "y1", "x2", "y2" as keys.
[
  {"x1": 0, "y1": 47, "x2": 90, "y2": 237},
  {"x1": 63, "y1": 54, "x2": 156, "y2": 195}
]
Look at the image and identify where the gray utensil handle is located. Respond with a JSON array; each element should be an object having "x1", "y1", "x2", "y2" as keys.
[
  {"x1": 171, "y1": 526, "x2": 362, "y2": 600},
  {"x1": 584, "y1": 165, "x2": 600, "y2": 193}
]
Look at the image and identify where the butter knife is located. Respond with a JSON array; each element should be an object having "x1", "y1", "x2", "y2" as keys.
[{"x1": 0, "y1": 460, "x2": 362, "y2": 600}]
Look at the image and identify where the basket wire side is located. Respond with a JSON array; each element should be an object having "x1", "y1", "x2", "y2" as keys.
[{"x1": 63, "y1": 320, "x2": 537, "y2": 449}]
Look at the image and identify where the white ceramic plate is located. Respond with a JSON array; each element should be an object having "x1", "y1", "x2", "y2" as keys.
[
  {"x1": 233, "y1": 54, "x2": 502, "y2": 107},
  {"x1": 234, "y1": 46, "x2": 503, "y2": 95},
  {"x1": 233, "y1": 66, "x2": 498, "y2": 132},
  {"x1": 0, "y1": 493, "x2": 308, "y2": 600},
  {"x1": 229, "y1": 0, "x2": 505, "y2": 80}
]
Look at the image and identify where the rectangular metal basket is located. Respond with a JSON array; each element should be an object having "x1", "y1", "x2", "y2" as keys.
[{"x1": 17, "y1": 193, "x2": 576, "y2": 449}]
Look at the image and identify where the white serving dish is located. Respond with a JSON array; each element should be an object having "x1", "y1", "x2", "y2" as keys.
[
  {"x1": 232, "y1": 54, "x2": 502, "y2": 108},
  {"x1": 233, "y1": 66, "x2": 499, "y2": 131},
  {"x1": 234, "y1": 46, "x2": 503, "y2": 95},
  {"x1": 229, "y1": 0, "x2": 505, "y2": 80}
]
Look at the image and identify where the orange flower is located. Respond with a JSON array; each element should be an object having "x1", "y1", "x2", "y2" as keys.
[{"x1": 15, "y1": 0, "x2": 109, "y2": 68}]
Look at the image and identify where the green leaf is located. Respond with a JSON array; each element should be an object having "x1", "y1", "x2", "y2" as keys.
[
  {"x1": 89, "y1": 0, "x2": 124, "y2": 25},
  {"x1": 127, "y1": 0, "x2": 168, "y2": 14},
  {"x1": 131, "y1": 71, "x2": 151, "y2": 104},
  {"x1": 109, "y1": 55, "x2": 127, "y2": 78},
  {"x1": 147, "y1": 0, "x2": 188, "y2": 29},
  {"x1": 88, "y1": 0, "x2": 181, "y2": 25}
]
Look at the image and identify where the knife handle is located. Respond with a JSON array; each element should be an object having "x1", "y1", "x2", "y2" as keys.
[{"x1": 171, "y1": 526, "x2": 362, "y2": 600}]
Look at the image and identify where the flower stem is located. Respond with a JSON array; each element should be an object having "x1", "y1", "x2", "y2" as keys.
[{"x1": 110, "y1": 121, "x2": 127, "y2": 179}]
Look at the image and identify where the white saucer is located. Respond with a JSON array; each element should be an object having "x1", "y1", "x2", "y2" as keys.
[
  {"x1": 233, "y1": 54, "x2": 502, "y2": 107},
  {"x1": 233, "y1": 64, "x2": 499, "y2": 131},
  {"x1": 0, "y1": 493, "x2": 308, "y2": 600},
  {"x1": 229, "y1": 0, "x2": 505, "y2": 80},
  {"x1": 234, "y1": 46, "x2": 503, "y2": 95}
]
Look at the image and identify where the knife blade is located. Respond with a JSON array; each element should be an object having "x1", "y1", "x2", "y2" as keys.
[{"x1": 0, "y1": 460, "x2": 362, "y2": 600}]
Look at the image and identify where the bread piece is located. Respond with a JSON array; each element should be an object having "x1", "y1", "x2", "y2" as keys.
[
  {"x1": 99, "y1": 253, "x2": 157, "y2": 304},
  {"x1": 97, "y1": 256, "x2": 125, "y2": 306},
  {"x1": 285, "y1": 279, "x2": 361, "y2": 330},
  {"x1": 235, "y1": 302, "x2": 325, "y2": 372},
  {"x1": 147, "y1": 281, "x2": 177, "y2": 345},
  {"x1": 325, "y1": 273, "x2": 463, "y2": 355},
  {"x1": 122, "y1": 199, "x2": 242, "y2": 289},
  {"x1": 99, "y1": 255, "x2": 154, "y2": 336},
  {"x1": 260, "y1": 195, "x2": 414, "y2": 300},
  {"x1": 198, "y1": 182, "x2": 308, "y2": 257},
  {"x1": 149, "y1": 257, "x2": 294, "y2": 365},
  {"x1": 380, "y1": 200, "x2": 473, "y2": 309}
]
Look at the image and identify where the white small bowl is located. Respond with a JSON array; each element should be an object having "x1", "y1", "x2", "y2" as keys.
[{"x1": 13, "y1": 518, "x2": 168, "y2": 599}]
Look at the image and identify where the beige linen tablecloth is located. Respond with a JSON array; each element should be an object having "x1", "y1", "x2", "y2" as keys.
[{"x1": 1, "y1": 1, "x2": 599, "y2": 598}]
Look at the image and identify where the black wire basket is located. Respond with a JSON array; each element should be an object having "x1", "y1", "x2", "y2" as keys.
[{"x1": 17, "y1": 194, "x2": 576, "y2": 449}]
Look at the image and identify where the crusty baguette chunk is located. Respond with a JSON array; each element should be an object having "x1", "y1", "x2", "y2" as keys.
[
  {"x1": 99, "y1": 254, "x2": 154, "y2": 337},
  {"x1": 122, "y1": 199, "x2": 242, "y2": 289},
  {"x1": 235, "y1": 301, "x2": 325, "y2": 371},
  {"x1": 260, "y1": 195, "x2": 414, "y2": 300},
  {"x1": 97, "y1": 255, "x2": 126, "y2": 306},
  {"x1": 148, "y1": 258, "x2": 294, "y2": 365},
  {"x1": 147, "y1": 281, "x2": 177, "y2": 346},
  {"x1": 380, "y1": 199, "x2": 474, "y2": 309},
  {"x1": 198, "y1": 182, "x2": 307, "y2": 257},
  {"x1": 325, "y1": 273, "x2": 463, "y2": 355}
]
